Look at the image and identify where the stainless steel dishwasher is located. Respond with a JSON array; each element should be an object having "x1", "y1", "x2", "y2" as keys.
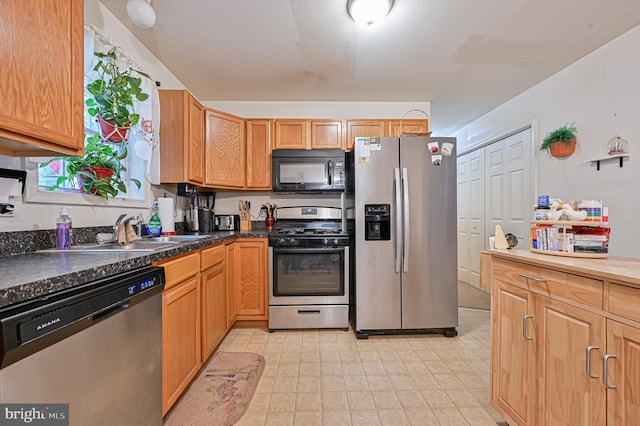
[{"x1": 0, "y1": 266, "x2": 165, "y2": 426}]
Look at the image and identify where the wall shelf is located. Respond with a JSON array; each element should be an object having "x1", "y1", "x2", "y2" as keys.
[{"x1": 584, "y1": 153, "x2": 630, "y2": 171}]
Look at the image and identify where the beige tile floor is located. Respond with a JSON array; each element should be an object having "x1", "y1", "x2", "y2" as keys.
[{"x1": 171, "y1": 308, "x2": 505, "y2": 426}]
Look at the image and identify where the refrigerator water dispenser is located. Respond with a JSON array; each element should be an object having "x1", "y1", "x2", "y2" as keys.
[{"x1": 364, "y1": 204, "x2": 390, "y2": 240}]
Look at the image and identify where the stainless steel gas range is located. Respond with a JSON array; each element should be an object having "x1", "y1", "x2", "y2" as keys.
[{"x1": 268, "y1": 206, "x2": 350, "y2": 331}]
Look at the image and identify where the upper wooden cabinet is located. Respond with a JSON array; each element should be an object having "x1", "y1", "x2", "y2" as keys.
[
  {"x1": 274, "y1": 119, "x2": 344, "y2": 150},
  {"x1": 273, "y1": 120, "x2": 307, "y2": 149},
  {"x1": 345, "y1": 120, "x2": 386, "y2": 151},
  {"x1": 0, "y1": 0, "x2": 84, "y2": 156},
  {"x1": 159, "y1": 90, "x2": 205, "y2": 184},
  {"x1": 204, "y1": 109, "x2": 245, "y2": 188},
  {"x1": 246, "y1": 120, "x2": 272, "y2": 189},
  {"x1": 388, "y1": 118, "x2": 429, "y2": 137}
]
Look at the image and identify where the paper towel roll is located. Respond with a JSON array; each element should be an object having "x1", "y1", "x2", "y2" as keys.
[{"x1": 157, "y1": 197, "x2": 175, "y2": 234}]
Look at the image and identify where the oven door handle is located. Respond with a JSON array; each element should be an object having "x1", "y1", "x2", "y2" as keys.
[{"x1": 272, "y1": 247, "x2": 346, "y2": 254}]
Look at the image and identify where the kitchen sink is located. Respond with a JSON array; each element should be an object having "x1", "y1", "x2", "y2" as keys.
[
  {"x1": 148, "y1": 235, "x2": 212, "y2": 242},
  {"x1": 37, "y1": 235, "x2": 212, "y2": 253}
]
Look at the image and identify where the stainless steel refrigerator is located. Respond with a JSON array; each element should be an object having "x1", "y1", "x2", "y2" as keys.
[{"x1": 347, "y1": 136, "x2": 458, "y2": 338}]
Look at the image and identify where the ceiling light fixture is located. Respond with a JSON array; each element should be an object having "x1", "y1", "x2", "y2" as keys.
[
  {"x1": 126, "y1": 0, "x2": 157, "y2": 29},
  {"x1": 347, "y1": 0, "x2": 394, "y2": 29}
]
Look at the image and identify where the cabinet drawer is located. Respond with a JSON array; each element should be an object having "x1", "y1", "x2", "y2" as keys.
[
  {"x1": 493, "y1": 258, "x2": 603, "y2": 310},
  {"x1": 157, "y1": 252, "x2": 200, "y2": 290},
  {"x1": 609, "y1": 283, "x2": 640, "y2": 323},
  {"x1": 201, "y1": 244, "x2": 225, "y2": 271}
]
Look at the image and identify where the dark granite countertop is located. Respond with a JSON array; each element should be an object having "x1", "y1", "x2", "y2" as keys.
[{"x1": 0, "y1": 231, "x2": 269, "y2": 308}]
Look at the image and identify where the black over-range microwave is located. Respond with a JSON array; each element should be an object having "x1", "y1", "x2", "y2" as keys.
[{"x1": 272, "y1": 150, "x2": 346, "y2": 193}]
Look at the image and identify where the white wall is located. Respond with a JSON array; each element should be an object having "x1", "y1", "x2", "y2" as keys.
[{"x1": 452, "y1": 25, "x2": 640, "y2": 258}]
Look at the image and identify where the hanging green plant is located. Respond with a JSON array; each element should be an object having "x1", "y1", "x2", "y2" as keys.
[
  {"x1": 540, "y1": 124, "x2": 578, "y2": 157},
  {"x1": 85, "y1": 49, "x2": 151, "y2": 142}
]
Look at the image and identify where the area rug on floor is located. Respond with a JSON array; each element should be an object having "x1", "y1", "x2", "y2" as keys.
[{"x1": 164, "y1": 352, "x2": 265, "y2": 426}]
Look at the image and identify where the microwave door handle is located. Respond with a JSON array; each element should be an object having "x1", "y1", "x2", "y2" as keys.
[{"x1": 328, "y1": 160, "x2": 332, "y2": 185}]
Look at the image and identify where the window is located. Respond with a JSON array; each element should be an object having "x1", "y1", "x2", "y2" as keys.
[{"x1": 27, "y1": 27, "x2": 151, "y2": 207}]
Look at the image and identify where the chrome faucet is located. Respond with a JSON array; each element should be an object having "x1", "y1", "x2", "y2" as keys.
[{"x1": 113, "y1": 214, "x2": 145, "y2": 239}]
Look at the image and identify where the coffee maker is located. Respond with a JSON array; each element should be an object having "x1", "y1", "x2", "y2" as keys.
[{"x1": 187, "y1": 193, "x2": 215, "y2": 233}]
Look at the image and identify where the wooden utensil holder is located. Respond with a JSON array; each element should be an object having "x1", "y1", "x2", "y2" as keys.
[{"x1": 240, "y1": 219, "x2": 252, "y2": 232}]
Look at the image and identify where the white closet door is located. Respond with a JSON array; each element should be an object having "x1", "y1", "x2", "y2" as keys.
[
  {"x1": 457, "y1": 149, "x2": 484, "y2": 287},
  {"x1": 485, "y1": 128, "x2": 533, "y2": 249}
]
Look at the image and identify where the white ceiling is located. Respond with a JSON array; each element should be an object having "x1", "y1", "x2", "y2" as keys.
[{"x1": 101, "y1": 0, "x2": 640, "y2": 134}]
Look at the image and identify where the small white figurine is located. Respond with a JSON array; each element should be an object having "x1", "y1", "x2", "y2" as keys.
[{"x1": 549, "y1": 199, "x2": 588, "y2": 221}]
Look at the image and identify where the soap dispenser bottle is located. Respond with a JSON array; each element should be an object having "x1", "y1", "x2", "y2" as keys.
[
  {"x1": 56, "y1": 208, "x2": 72, "y2": 250},
  {"x1": 147, "y1": 201, "x2": 162, "y2": 237}
]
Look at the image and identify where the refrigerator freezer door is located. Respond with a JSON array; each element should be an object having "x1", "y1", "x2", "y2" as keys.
[
  {"x1": 400, "y1": 137, "x2": 458, "y2": 329},
  {"x1": 353, "y1": 137, "x2": 401, "y2": 330}
]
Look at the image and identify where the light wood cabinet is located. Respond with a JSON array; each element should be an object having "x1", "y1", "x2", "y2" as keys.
[
  {"x1": 159, "y1": 90, "x2": 205, "y2": 184},
  {"x1": 274, "y1": 120, "x2": 307, "y2": 149},
  {"x1": 225, "y1": 243, "x2": 238, "y2": 328},
  {"x1": 607, "y1": 320, "x2": 640, "y2": 425},
  {"x1": 310, "y1": 120, "x2": 343, "y2": 149},
  {"x1": 200, "y1": 245, "x2": 227, "y2": 363},
  {"x1": 157, "y1": 252, "x2": 201, "y2": 416},
  {"x1": 273, "y1": 119, "x2": 344, "y2": 150},
  {"x1": 235, "y1": 239, "x2": 268, "y2": 320},
  {"x1": 345, "y1": 120, "x2": 386, "y2": 151},
  {"x1": 0, "y1": 0, "x2": 84, "y2": 156},
  {"x1": 205, "y1": 109, "x2": 245, "y2": 188},
  {"x1": 161, "y1": 276, "x2": 201, "y2": 416},
  {"x1": 246, "y1": 119, "x2": 272, "y2": 189},
  {"x1": 485, "y1": 252, "x2": 640, "y2": 426},
  {"x1": 535, "y1": 295, "x2": 606, "y2": 426},
  {"x1": 388, "y1": 118, "x2": 429, "y2": 137},
  {"x1": 491, "y1": 280, "x2": 535, "y2": 425}
]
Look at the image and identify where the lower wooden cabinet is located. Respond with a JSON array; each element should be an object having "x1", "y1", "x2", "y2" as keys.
[
  {"x1": 535, "y1": 295, "x2": 606, "y2": 426},
  {"x1": 486, "y1": 254, "x2": 640, "y2": 426},
  {"x1": 161, "y1": 277, "x2": 201, "y2": 416},
  {"x1": 158, "y1": 238, "x2": 269, "y2": 416},
  {"x1": 234, "y1": 239, "x2": 268, "y2": 320},
  {"x1": 491, "y1": 280, "x2": 534, "y2": 425},
  {"x1": 200, "y1": 245, "x2": 227, "y2": 363},
  {"x1": 225, "y1": 242, "x2": 238, "y2": 328}
]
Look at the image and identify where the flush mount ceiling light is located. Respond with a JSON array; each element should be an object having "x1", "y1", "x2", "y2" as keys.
[
  {"x1": 126, "y1": 0, "x2": 157, "y2": 29},
  {"x1": 347, "y1": 0, "x2": 394, "y2": 29}
]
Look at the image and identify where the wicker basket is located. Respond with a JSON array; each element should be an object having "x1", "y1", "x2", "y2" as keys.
[{"x1": 399, "y1": 109, "x2": 432, "y2": 137}]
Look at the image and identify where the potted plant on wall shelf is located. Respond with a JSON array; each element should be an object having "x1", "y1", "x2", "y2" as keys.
[
  {"x1": 42, "y1": 135, "x2": 142, "y2": 200},
  {"x1": 86, "y1": 49, "x2": 151, "y2": 142},
  {"x1": 540, "y1": 124, "x2": 578, "y2": 158}
]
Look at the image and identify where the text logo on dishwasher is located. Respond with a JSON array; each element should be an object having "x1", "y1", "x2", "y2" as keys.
[{"x1": 36, "y1": 318, "x2": 60, "y2": 331}]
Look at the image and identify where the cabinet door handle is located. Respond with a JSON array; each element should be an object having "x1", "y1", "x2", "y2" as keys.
[
  {"x1": 518, "y1": 273, "x2": 546, "y2": 282},
  {"x1": 602, "y1": 354, "x2": 617, "y2": 389},
  {"x1": 585, "y1": 346, "x2": 599, "y2": 379},
  {"x1": 523, "y1": 314, "x2": 534, "y2": 340}
]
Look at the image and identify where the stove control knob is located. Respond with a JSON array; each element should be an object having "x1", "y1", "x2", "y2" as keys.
[
  {"x1": 277, "y1": 238, "x2": 287, "y2": 246},
  {"x1": 323, "y1": 238, "x2": 329, "y2": 245},
  {"x1": 333, "y1": 238, "x2": 339, "y2": 246},
  {"x1": 288, "y1": 238, "x2": 296, "y2": 246}
]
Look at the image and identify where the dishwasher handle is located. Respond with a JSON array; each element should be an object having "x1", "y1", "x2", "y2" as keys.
[{"x1": 92, "y1": 302, "x2": 131, "y2": 323}]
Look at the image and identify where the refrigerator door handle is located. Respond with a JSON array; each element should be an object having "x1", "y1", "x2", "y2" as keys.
[
  {"x1": 394, "y1": 168, "x2": 402, "y2": 273},
  {"x1": 402, "y1": 168, "x2": 410, "y2": 273}
]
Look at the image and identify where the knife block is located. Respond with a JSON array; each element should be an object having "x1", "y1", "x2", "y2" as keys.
[{"x1": 240, "y1": 219, "x2": 252, "y2": 232}]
